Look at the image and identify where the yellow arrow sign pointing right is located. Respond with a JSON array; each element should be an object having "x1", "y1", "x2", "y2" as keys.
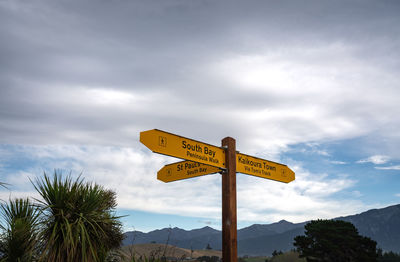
[{"x1": 236, "y1": 153, "x2": 295, "y2": 183}]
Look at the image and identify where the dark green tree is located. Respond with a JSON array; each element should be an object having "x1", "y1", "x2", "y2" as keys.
[
  {"x1": 377, "y1": 249, "x2": 400, "y2": 262},
  {"x1": 196, "y1": 256, "x2": 220, "y2": 262},
  {"x1": 294, "y1": 219, "x2": 378, "y2": 262},
  {"x1": 272, "y1": 250, "x2": 283, "y2": 257}
]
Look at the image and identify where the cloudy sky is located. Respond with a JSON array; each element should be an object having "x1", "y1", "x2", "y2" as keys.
[{"x1": 1, "y1": 0, "x2": 400, "y2": 232}]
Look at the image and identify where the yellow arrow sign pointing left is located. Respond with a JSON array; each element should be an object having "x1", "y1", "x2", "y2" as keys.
[
  {"x1": 157, "y1": 161, "x2": 220, "y2": 183},
  {"x1": 140, "y1": 129, "x2": 226, "y2": 168}
]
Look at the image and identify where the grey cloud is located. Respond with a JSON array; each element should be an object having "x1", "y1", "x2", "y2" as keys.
[
  {"x1": 2, "y1": 0, "x2": 399, "y2": 86},
  {"x1": 1, "y1": 0, "x2": 400, "y2": 154}
]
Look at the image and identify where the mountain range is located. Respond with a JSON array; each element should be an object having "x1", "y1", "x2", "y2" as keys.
[{"x1": 123, "y1": 203, "x2": 400, "y2": 256}]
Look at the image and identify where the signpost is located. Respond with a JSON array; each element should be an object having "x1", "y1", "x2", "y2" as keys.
[
  {"x1": 222, "y1": 137, "x2": 237, "y2": 262},
  {"x1": 140, "y1": 129, "x2": 295, "y2": 262},
  {"x1": 157, "y1": 161, "x2": 220, "y2": 183}
]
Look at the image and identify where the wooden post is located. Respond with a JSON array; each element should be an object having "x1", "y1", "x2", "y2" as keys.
[{"x1": 222, "y1": 137, "x2": 237, "y2": 262}]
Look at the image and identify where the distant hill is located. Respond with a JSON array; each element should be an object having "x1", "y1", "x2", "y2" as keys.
[
  {"x1": 238, "y1": 220, "x2": 307, "y2": 239},
  {"x1": 238, "y1": 227, "x2": 305, "y2": 256},
  {"x1": 337, "y1": 204, "x2": 400, "y2": 253},
  {"x1": 123, "y1": 203, "x2": 400, "y2": 256},
  {"x1": 123, "y1": 226, "x2": 221, "y2": 250}
]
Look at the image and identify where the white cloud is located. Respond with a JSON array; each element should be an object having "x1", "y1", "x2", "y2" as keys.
[
  {"x1": 0, "y1": 146, "x2": 371, "y2": 224},
  {"x1": 0, "y1": 191, "x2": 40, "y2": 202},
  {"x1": 315, "y1": 150, "x2": 330, "y2": 157},
  {"x1": 330, "y1": 161, "x2": 347, "y2": 165},
  {"x1": 3, "y1": 171, "x2": 36, "y2": 188},
  {"x1": 207, "y1": 44, "x2": 400, "y2": 155},
  {"x1": 395, "y1": 193, "x2": 400, "y2": 197},
  {"x1": 375, "y1": 165, "x2": 400, "y2": 170},
  {"x1": 236, "y1": 166, "x2": 364, "y2": 223},
  {"x1": 357, "y1": 155, "x2": 390, "y2": 165}
]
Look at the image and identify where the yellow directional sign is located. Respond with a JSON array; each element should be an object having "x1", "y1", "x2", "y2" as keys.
[
  {"x1": 140, "y1": 129, "x2": 226, "y2": 168},
  {"x1": 236, "y1": 153, "x2": 295, "y2": 183},
  {"x1": 157, "y1": 161, "x2": 220, "y2": 183}
]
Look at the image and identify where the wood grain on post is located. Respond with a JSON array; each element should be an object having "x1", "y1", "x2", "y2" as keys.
[{"x1": 221, "y1": 137, "x2": 237, "y2": 262}]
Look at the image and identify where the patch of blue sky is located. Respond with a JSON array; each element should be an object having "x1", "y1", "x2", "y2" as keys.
[
  {"x1": 285, "y1": 137, "x2": 400, "y2": 206},
  {"x1": 117, "y1": 209, "x2": 221, "y2": 233},
  {"x1": 0, "y1": 144, "x2": 85, "y2": 192},
  {"x1": 117, "y1": 209, "x2": 259, "y2": 233},
  {"x1": 0, "y1": 145, "x2": 39, "y2": 172},
  {"x1": 1, "y1": 144, "x2": 83, "y2": 172}
]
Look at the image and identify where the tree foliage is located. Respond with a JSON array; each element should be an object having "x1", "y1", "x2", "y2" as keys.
[
  {"x1": 266, "y1": 251, "x2": 306, "y2": 262},
  {"x1": 34, "y1": 172, "x2": 124, "y2": 262},
  {"x1": 0, "y1": 171, "x2": 124, "y2": 262},
  {"x1": 0, "y1": 198, "x2": 40, "y2": 262},
  {"x1": 196, "y1": 256, "x2": 220, "y2": 262},
  {"x1": 272, "y1": 250, "x2": 283, "y2": 257},
  {"x1": 294, "y1": 219, "x2": 378, "y2": 262},
  {"x1": 377, "y1": 249, "x2": 400, "y2": 262}
]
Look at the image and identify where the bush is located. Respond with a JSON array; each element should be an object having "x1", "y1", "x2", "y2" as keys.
[{"x1": 0, "y1": 171, "x2": 124, "y2": 262}]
